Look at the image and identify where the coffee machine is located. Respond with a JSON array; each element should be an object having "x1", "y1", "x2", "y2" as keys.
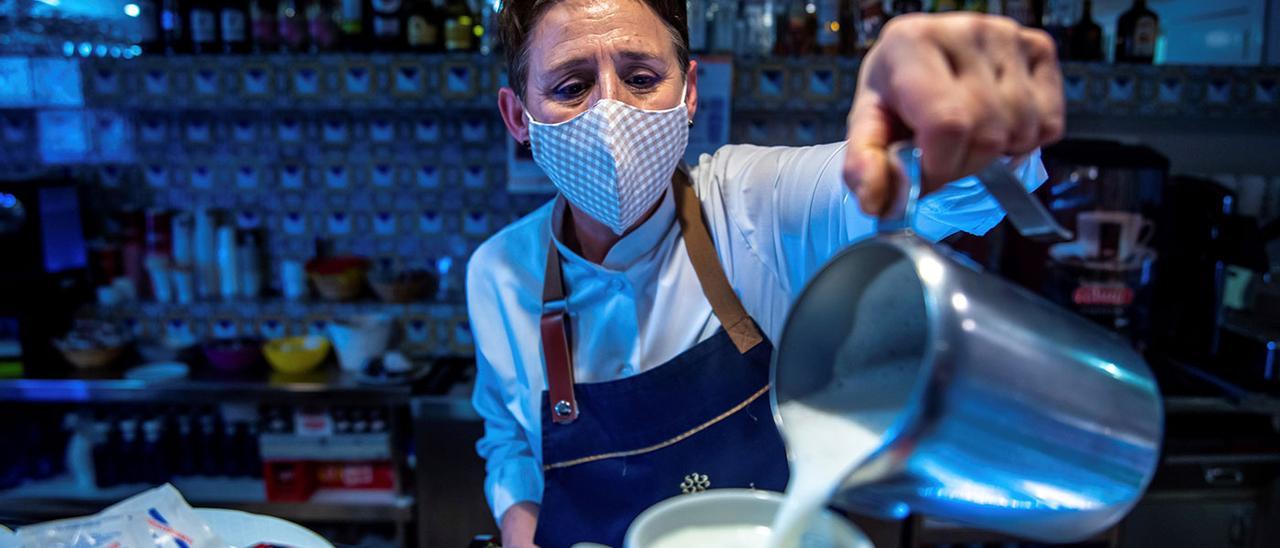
[
  {"x1": 1000, "y1": 139, "x2": 1169, "y2": 350},
  {"x1": 0, "y1": 177, "x2": 93, "y2": 375}
]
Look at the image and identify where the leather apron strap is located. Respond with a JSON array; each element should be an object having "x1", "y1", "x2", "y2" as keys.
[{"x1": 541, "y1": 169, "x2": 765, "y2": 424}]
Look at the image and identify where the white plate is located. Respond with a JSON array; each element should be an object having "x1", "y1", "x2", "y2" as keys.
[{"x1": 194, "y1": 508, "x2": 333, "y2": 548}]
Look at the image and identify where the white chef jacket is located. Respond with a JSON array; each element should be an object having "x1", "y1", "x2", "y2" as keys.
[{"x1": 467, "y1": 142, "x2": 1047, "y2": 522}]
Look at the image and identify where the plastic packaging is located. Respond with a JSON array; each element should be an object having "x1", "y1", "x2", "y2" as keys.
[{"x1": 17, "y1": 484, "x2": 227, "y2": 548}]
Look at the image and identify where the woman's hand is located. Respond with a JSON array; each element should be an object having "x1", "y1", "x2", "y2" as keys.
[
  {"x1": 500, "y1": 501, "x2": 541, "y2": 548},
  {"x1": 844, "y1": 13, "x2": 1065, "y2": 216}
]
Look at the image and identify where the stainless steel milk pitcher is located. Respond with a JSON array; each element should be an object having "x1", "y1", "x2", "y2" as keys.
[{"x1": 771, "y1": 143, "x2": 1164, "y2": 542}]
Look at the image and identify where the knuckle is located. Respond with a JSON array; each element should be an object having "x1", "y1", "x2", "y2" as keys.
[
  {"x1": 1025, "y1": 29, "x2": 1058, "y2": 57},
  {"x1": 924, "y1": 105, "x2": 973, "y2": 140}
]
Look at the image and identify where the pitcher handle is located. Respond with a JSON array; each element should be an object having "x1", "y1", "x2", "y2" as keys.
[
  {"x1": 876, "y1": 141, "x2": 1073, "y2": 243},
  {"x1": 875, "y1": 142, "x2": 923, "y2": 234}
]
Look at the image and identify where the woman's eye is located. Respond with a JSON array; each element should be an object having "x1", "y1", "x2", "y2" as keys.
[
  {"x1": 554, "y1": 82, "x2": 587, "y2": 100},
  {"x1": 627, "y1": 74, "x2": 658, "y2": 89}
]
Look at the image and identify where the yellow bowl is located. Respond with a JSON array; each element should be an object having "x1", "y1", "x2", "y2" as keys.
[{"x1": 263, "y1": 336, "x2": 331, "y2": 374}]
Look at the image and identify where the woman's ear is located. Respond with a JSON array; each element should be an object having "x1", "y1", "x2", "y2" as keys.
[
  {"x1": 685, "y1": 59, "x2": 699, "y2": 122},
  {"x1": 497, "y1": 87, "x2": 531, "y2": 144}
]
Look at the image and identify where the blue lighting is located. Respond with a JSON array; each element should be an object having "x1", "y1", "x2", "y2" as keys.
[
  {"x1": 124, "y1": 3, "x2": 141, "y2": 17},
  {"x1": 94, "y1": 44, "x2": 108, "y2": 57},
  {"x1": 78, "y1": 42, "x2": 92, "y2": 57},
  {"x1": 0, "y1": 193, "x2": 15, "y2": 208},
  {"x1": 62, "y1": 41, "x2": 76, "y2": 57}
]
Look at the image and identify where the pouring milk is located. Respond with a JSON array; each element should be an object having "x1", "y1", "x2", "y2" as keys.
[{"x1": 770, "y1": 258, "x2": 923, "y2": 548}]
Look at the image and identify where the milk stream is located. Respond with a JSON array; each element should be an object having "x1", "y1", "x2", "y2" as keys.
[
  {"x1": 769, "y1": 258, "x2": 923, "y2": 548},
  {"x1": 768, "y1": 387, "x2": 900, "y2": 548}
]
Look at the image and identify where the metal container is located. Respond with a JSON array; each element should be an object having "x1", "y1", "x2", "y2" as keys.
[{"x1": 771, "y1": 144, "x2": 1164, "y2": 542}]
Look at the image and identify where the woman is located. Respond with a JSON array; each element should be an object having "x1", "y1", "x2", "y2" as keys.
[{"x1": 469, "y1": 0, "x2": 1064, "y2": 546}]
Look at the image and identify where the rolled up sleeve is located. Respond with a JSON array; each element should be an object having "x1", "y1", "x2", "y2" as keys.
[{"x1": 694, "y1": 142, "x2": 1047, "y2": 296}]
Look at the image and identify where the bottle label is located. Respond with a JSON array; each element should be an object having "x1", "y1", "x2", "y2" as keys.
[
  {"x1": 280, "y1": 18, "x2": 307, "y2": 46},
  {"x1": 374, "y1": 15, "x2": 401, "y2": 37},
  {"x1": 371, "y1": 0, "x2": 403, "y2": 14},
  {"x1": 1133, "y1": 17, "x2": 1157, "y2": 57},
  {"x1": 407, "y1": 15, "x2": 438, "y2": 46},
  {"x1": 221, "y1": 9, "x2": 247, "y2": 43},
  {"x1": 191, "y1": 9, "x2": 218, "y2": 44}
]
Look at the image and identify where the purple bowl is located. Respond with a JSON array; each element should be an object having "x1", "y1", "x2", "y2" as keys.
[{"x1": 202, "y1": 337, "x2": 264, "y2": 372}]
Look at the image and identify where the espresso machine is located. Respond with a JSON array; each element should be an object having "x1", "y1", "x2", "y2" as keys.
[{"x1": 999, "y1": 139, "x2": 1169, "y2": 350}]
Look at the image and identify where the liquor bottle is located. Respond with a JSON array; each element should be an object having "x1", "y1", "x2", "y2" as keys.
[
  {"x1": 118, "y1": 417, "x2": 141, "y2": 484},
  {"x1": 443, "y1": 0, "x2": 475, "y2": 52},
  {"x1": 278, "y1": 0, "x2": 309, "y2": 51},
  {"x1": 962, "y1": 0, "x2": 990, "y2": 13},
  {"x1": 776, "y1": 0, "x2": 817, "y2": 55},
  {"x1": 477, "y1": 0, "x2": 497, "y2": 54},
  {"x1": 815, "y1": 0, "x2": 843, "y2": 56},
  {"x1": 1041, "y1": 0, "x2": 1075, "y2": 57},
  {"x1": 306, "y1": 0, "x2": 340, "y2": 51},
  {"x1": 188, "y1": 0, "x2": 220, "y2": 54},
  {"x1": 932, "y1": 0, "x2": 960, "y2": 11},
  {"x1": 1066, "y1": 0, "x2": 1102, "y2": 61},
  {"x1": 339, "y1": 0, "x2": 366, "y2": 50},
  {"x1": 707, "y1": 0, "x2": 738, "y2": 53},
  {"x1": 172, "y1": 413, "x2": 196, "y2": 476},
  {"x1": 737, "y1": 0, "x2": 775, "y2": 56},
  {"x1": 221, "y1": 0, "x2": 251, "y2": 53},
  {"x1": 135, "y1": 0, "x2": 164, "y2": 54},
  {"x1": 250, "y1": 0, "x2": 279, "y2": 52},
  {"x1": 141, "y1": 418, "x2": 168, "y2": 484},
  {"x1": 92, "y1": 419, "x2": 121, "y2": 488},
  {"x1": 687, "y1": 0, "x2": 708, "y2": 53},
  {"x1": 854, "y1": 0, "x2": 886, "y2": 54},
  {"x1": 1001, "y1": 0, "x2": 1038, "y2": 27},
  {"x1": 160, "y1": 0, "x2": 186, "y2": 53},
  {"x1": 1114, "y1": 0, "x2": 1157, "y2": 64},
  {"x1": 406, "y1": 0, "x2": 442, "y2": 51},
  {"x1": 369, "y1": 0, "x2": 406, "y2": 50}
]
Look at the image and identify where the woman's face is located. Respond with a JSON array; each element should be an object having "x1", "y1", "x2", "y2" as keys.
[{"x1": 503, "y1": 0, "x2": 696, "y2": 129}]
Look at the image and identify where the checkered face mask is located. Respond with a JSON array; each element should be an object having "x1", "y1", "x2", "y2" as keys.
[{"x1": 526, "y1": 87, "x2": 690, "y2": 235}]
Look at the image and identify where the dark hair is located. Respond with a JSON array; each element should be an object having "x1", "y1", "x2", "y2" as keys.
[{"x1": 498, "y1": 0, "x2": 691, "y2": 100}]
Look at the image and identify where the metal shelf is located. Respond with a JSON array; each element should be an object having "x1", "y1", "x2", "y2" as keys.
[
  {"x1": 0, "y1": 369, "x2": 415, "y2": 405},
  {"x1": 0, "y1": 476, "x2": 414, "y2": 524}
]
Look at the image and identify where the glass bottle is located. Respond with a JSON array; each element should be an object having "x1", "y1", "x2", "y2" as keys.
[
  {"x1": 187, "y1": 0, "x2": 220, "y2": 54},
  {"x1": 688, "y1": 0, "x2": 708, "y2": 53},
  {"x1": 443, "y1": 0, "x2": 475, "y2": 52},
  {"x1": 1001, "y1": 0, "x2": 1038, "y2": 27},
  {"x1": 406, "y1": 0, "x2": 442, "y2": 51},
  {"x1": 278, "y1": 0, "x2": 309, "y2": 51},
  {"x1": 707, "y1": 0, "x2": 738, "y2": 53},
  {"x1": 161, "y1": 0, "x2": 187, "y2": 54},
  {"x1": 854, "y1": 0, "x2": 886, "y2": 54},
  {"x1": 815, "y1": 0, "x2": 843, "y2": 56},
  {"x1": 1040, "y1": 0, "x2": 1077, "y2": 57},
  {"x1": 1114, "y1": 0, "x2": 1157, "y2": 64},
  {"x1": 220, "y1": 0, "x2": 251, "y2": 53},
  {"x1": 306, "y1": 0, "x2": 340, "y2": 51},
  {"x1": 368, "y1": 0, "x2": 406, "y2": 51},
  {"x1": 1066, "y1": 0, "x2": 1102, "y2": 61},
  {"x1": 891, "y1": 0, "x2": 923, "y2": 15},
  {"x1": 250, "y1": 0, "x2": 279, "y2": 52},
  {"x1": 932, "y1": 0, "x2": 961, "y2": 11},
  {"x1": 340, "y1": 0, "x2": 366, "y2": 50}
]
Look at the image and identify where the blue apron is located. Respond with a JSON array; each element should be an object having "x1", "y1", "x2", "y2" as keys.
[{"x1": 533, "y1": 172, "x2": 791, "y2": 548}]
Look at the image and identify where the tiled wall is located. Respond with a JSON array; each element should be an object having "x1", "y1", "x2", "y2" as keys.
[{"x1": 1, "y1": 54, "x2": 1276, "y2": 356}]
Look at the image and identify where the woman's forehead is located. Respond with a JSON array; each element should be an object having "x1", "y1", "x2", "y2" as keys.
[{"x1": 527, "y1": 0, "x2": 675, "y2": 71}]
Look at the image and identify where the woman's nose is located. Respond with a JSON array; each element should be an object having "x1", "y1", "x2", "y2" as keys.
[{"x1": 587, "y1": 74, "x2": 624, "y2": 108}]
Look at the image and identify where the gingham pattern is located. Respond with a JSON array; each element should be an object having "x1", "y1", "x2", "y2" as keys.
[{"x1": 528, "y1": 99, "x2": 690, "y2": 235}]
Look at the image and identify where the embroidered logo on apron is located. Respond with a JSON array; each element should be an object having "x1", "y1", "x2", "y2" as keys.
[{"x1": 680, "y1": 473, "x2": 711, "y2": 494}]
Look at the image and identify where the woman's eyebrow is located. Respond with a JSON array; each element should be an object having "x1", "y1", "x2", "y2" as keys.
[
  {"x1": 544, "y1": 56, "x2": 594, "y2": 79},
  {"x1": 617, "y1": 50, "x2": 663, "y2": 64}
]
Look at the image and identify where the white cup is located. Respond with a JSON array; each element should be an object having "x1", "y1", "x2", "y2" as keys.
[
  {"x1": 326, "y1": 314, "x2": 393, "y2": 373},
  {"x1": 623, "y1": 489, "x2": 870, "y2": 548},
  {"x1": 1076, "y1": 210, "x2": 1153, "y2": 261}
]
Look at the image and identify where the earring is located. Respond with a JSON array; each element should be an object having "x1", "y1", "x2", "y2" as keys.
[
  {"x1": 520, "y1": 139, "x2": 531, "y2": 149},
  {"x1": 687, "y1": 119, "x2": 694, "y2": 128}
]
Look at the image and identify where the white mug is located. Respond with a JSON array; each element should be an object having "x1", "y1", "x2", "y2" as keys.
[{"x1": 1076, "y1": 210, "x2": 1154, "y2": 261}]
